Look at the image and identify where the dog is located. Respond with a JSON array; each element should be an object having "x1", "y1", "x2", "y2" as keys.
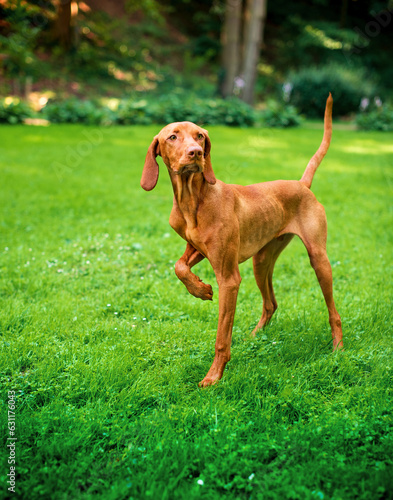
[{"x1": 141, "y1": 94, "x2": 343, "y2": 386}]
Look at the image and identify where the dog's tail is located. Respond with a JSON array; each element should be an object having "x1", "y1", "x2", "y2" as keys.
[{"x1": 300, "y1": 93, "x2": 333, "y2": 189}]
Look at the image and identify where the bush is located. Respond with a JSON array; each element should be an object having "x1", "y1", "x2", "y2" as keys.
[
  {"x1": 260, "y1": 100, "x2": 302, "y2": 128},
  {"x1": 287, "y1": 65, "x2": 375, "y2": 118},
  {"x1": 38, "y1": 95, "x2": 257, "y2": 127},
  {"x1": 3, "y1": 95, "x2": 298, "y2": 128},
  {"x1": 0, "y1": 98, "x2": 34, "y2": 124},
  {"x1": 42, "y1": 99, "x2": 115, "y2": 125},
  {"x1": 210, "y1": 97, "x2": 258, "y2": 127},
  {"x1": 356, "y1": 104, "x2": 393, "y2": 131},
  {"x1": 116, "y1": 99, "x2": 157, "y2": 125},
  {"x1": 116, "y1": 94, "x2": 258, "y2": 127}
]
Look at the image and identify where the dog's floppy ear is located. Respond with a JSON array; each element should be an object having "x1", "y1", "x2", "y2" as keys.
[
  {"x1": 141, "y1": 136, "x2": 160, "y2": 191},
  {"x1": 202, "y1": 132, "x2": 216, "y2": 185}
]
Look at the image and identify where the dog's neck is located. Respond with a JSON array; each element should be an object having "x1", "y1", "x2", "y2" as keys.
[{"x1": 168, "y1": 170, "x2": 207, "y2": 229}]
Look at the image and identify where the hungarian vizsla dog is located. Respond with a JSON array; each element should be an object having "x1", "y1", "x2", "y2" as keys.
[{"x1": 141, "y1": 94, "x2": 343, "y2": 387}]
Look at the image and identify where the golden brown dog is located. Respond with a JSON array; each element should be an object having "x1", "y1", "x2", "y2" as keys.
[{"x1": 141, "y1": 94, "x2": 343, "y2": 386}]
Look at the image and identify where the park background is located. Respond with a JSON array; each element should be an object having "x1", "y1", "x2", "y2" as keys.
[{"x1": 0, "y1": 1, "x2": 393, "y2": 498}]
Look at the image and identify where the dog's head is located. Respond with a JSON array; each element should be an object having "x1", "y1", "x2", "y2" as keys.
[{"x1": 141, "y1": 121, "x2": 216, "y2": 191}]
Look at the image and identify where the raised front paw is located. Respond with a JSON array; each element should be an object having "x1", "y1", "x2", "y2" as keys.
[
  {"x1": 188, "y1": 279, "x2": 213, "y2": 301},
  {"x1": 197, "y1": 282, "x2": 213, "y2": 301}
]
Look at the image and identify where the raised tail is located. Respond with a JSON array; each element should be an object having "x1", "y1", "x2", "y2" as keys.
[{"x1": 300, "y1": 93, "x2": 333, "y2": 189}]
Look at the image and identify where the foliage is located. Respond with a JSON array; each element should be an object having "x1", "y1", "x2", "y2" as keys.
[
  {"x1": 0, "y1": 0, "x2": 393, "y2": 106},
  {"x1": 126, "y1": 0, "x2": 166, "y2": 24},
  {"x1": 261, "y1": 100, "x2": 302, "y2": 128},
  {"x1": 41, "y1": 95, "x2": 258, "y2": 127},
  {"x1": 42, "y1": 98, "x2": 115, "y2": 125},
  {"x1": 0, "y1": 22, "x2": 41, "y2": 80},
  {"x1": 116, "y1": 98, "x2": 159, "y2": 125},
  {"x1": 356, "y1": 104, "x2": 393, "y2": 132},
  {"x1": 149, "y1": 94, "x2": 258, "y2": 127},
  {"x1": 3, "y1": 94, "x2": 302, "y2": 127},
  {"x1": 271, "y1": 17, "x2": 359, "y2": 69},
  {"x1": 0, "y1": 124, "x2": 392, "y2": 499},
  {"x1": 264, "y1": 5, "x2": 393, "y2": 96},
  {"x1": 116, "y1": 94, "x2": 301, "y2": 128},
  {"x1": 0, "y1": 98, "x2": 34, "y2": 124},
  {"x1": 287, "y1": 65, "x2": 375, "y2": 118},
  {"x1": 0, "y1": 1, "x2": 51, "y2": 84}
]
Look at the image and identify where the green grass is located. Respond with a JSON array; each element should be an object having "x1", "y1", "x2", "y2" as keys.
[{"x1": 0, "y1": 123, "x2": 392, "y2": 499}]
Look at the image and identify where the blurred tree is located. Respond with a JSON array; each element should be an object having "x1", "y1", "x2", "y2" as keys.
[
  {"x1": 221, "y1": 0, "x2": 267, "y2": 104},
  {"x1": 221, "y1": 0, "x2": 242, "y2": 98},
  {"x1": 54, "y1": 0, "x2": 71, "y2": 49},
  {"x1": 240, "y1": 0, "x2": 267, "y2": 103},
  {"x1": 52, "y1": 0, "x2": 78, "y2": 50}
]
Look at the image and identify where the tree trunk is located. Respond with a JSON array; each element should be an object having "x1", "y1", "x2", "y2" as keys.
[
  {"x1": 54, "y1": 0, "x2": 72, "y2": 50},
  {"x1": 240, "y1": 0, "x2": 266, "y2": 104},
  {"x1": 221, "y1": 0, "x2": 242, "y2": 98}
]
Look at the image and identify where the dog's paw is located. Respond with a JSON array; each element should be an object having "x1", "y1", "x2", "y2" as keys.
[
  {"x1": 198, "y1": 358, "x2": 227, "y2": 387},
  {"x1": 189, "y1": 279, "x2": 213, "y2": 301},
  {"x1": 333, "y1": 339, "x2": 344, "y2": 351},
  {"x1": 198, "y1": 282, "x2": 213, "y2": 301},
  {"x1": 198, "y1": 375, "x2": 219, "y2": 387}
]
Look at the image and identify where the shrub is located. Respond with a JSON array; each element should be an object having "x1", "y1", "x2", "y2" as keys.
[
  {"x1": 151, "y1": 94, "x2": 207, "y2": 124},
  {"x1": 287, "y1": 65, "x2": 375, "y2": 118},
  {"x1": 40, "y1": 95, "x2": 257, "y2": 127},
  {"x1": 0, "y1": 98, "x2": 34, "y2": 124},
  {"x1": 116, "y1": 99, "x2": 157, "y2": 125},
  {"x1": 4, "y1": 95, "x2": 298, "y2": 128},
  {"x1": 356, "y1": 104, "x2": 393, "y2": 131},
  {"x1": 42, "y1": 99, "x2": 115, "y2": 125},
  {"x1": 212, "y1": 97, "x2": 258, "y2": 127},
  {"x1": 260, "y1": 100, "x2": 302, "y2": 128},
  {"x1": 116, "y1": 94, "x2": 258, "y2": 127}
]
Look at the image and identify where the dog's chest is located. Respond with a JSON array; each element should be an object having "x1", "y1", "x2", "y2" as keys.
[{"x1": 169, "y1": 208, "x2": 208, "y2": 254}]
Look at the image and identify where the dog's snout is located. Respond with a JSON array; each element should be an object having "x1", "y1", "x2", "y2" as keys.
[{"x1": 186, "y1": 146, "x2": 203, "y2": 159}]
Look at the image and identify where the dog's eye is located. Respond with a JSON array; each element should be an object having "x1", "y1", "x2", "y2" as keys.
[
  {"x1": 168, "y1": 135, "x2": 177, "y2": 141},
  {"x1": 197, "y1": 133, "x2": 204, "y2": 140}
]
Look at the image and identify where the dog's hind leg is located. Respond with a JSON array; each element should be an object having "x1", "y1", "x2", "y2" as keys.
[
  {"x1": 175, "y1": 243, "x2": 213, "y2": 301},
  {"x1": 295, "y1": 204, "x2": 343, "y2": 350},
  {"x1": 251, "y1": 234, "x2": 294, "y2": 335},
  {"x1": 303, "y1": 241, "x2": 343, "y2": 350}
]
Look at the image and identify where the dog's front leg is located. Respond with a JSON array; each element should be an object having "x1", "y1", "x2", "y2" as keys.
[
  {"x1": 199, "y1": 260, "x2": 241, "y2": 387},
  {"x1": 175, "y1": 243, "x2": 213, "y2": 300}
]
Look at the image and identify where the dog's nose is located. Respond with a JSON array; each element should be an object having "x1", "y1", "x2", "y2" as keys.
[{"x1": 186, "y1": 146, "x2": 203, "y2": 159}]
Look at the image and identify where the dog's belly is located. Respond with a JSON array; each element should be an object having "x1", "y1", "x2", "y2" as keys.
[
  {"x1": 234, "y1": 180, "x2": 306, "y2": 262},
  {"x1": 238, "y1": 233, "x2": 277, "y2": 263},
  {"x1": 236, "y1": 199, "x2": 285, "y2": 263}
]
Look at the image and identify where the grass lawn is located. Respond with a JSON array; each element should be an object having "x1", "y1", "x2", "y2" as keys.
[{"x1": 0, "y1": 122, "x2": 392, "y2": 499}]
